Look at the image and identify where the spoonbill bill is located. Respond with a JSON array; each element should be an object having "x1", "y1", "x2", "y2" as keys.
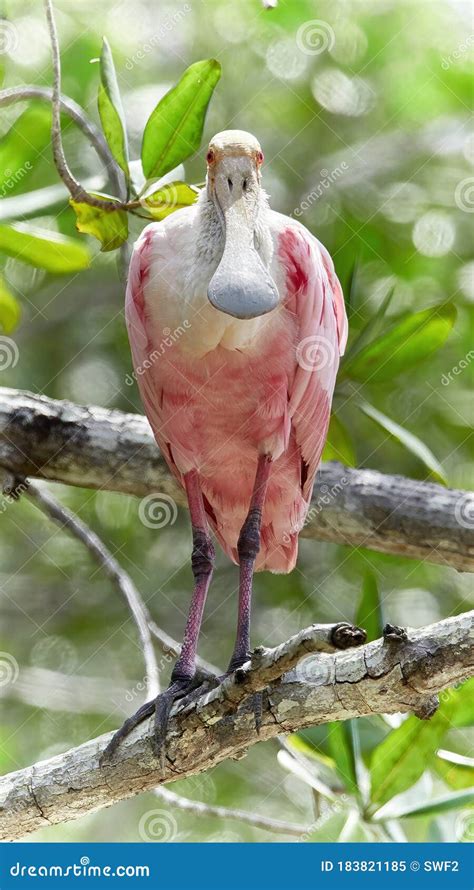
[{"x1": 105, "y1": 130, "x2": 348, "y2": 756}]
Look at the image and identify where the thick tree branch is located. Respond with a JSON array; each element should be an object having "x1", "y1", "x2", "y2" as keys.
[
  {"x1": 0, "y1": 612, "x2": 471, "y2": 840},
  {"x1": 0, "y1": 388, "x2": 473, "y2": 570}
]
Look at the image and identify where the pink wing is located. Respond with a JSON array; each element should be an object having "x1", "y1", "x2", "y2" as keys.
[
  {"x1": 278, "y1": 222, "x2": 347, "y2": 507},
  {"x1": 125, "y1": 227, "x2": 180, "y2": 483}
]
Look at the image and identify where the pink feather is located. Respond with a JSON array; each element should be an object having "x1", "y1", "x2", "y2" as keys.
[{"x1": 125, "y1": 212, "x2": 346, "y2": 574}]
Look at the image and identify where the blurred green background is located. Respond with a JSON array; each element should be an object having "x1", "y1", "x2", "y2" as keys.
[{"x1": 0, "y1": 0, "x2": 472, "y2": 842}]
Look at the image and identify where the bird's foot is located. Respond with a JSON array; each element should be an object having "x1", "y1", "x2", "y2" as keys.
[
  {"x1": 383, "y1": 623, "x2": 408, "y2": 643},
  {"x1": 226, "y1": 651, "x2": 264, "y2": 735},
  {"x1": 101, "y1": 674, "x2": 213, "y2": 763}
]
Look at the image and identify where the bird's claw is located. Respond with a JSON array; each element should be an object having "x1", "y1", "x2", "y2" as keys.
[
  {"x1": 331, "y1": 621, "x2": 367, "y2": 649},
  {"x1": 383, "y1": 623, "x2": 408, "y2": 643},
  {"x1": 100, "y1": 675, "x2": 210, "y2": 764}
]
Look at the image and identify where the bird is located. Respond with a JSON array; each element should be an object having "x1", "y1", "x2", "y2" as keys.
[{"x1": 104, "y1": 129, "x2": 347, "y2": 757}]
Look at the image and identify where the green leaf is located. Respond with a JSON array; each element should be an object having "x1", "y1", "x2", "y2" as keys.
[
  {"x1": 359, "y1": 401, "x2": 447, "y2": 485},
  {"x1": 0, "y1": 222, "x2": 91, "y2": 273},
  {"x1": 342, "y1": 286, "x2": 394, "y2": 366},
  {"x1": 70, "y1": 194, "x2": 128, "y2": 252},
  {"x1": 0, "y1": 277, "x2": 21, "y2": 334},
  {"x1": 355, "y1": 571, "x2": 383, "y2": 643},
  {"x1": 97, "y1": 37, "x2": 129, "y2": 179},
  {"x1": 140, "y1": 181, "x2": 199, "y2": 220},
  {"x1": 327, "y1": 721, "x2": 358, "y2": 795},
  {"x1": 435, "y1": 750, "x2": 474, "y2": 790},
  {"x1": 142, "y1": 59, "x2": 221, "y2": 180},
  {"x1": 0, "y1": 106, "x2": 51, "y2": 195},
  {"x1": 370, "y1": 696, "x2": 456, "y2": 808},
  {"x1": 375, "y1": 789, "x2": 474, "y2": 820},
  {"x1": 322, "y1": 413, "x2": 356, "y2": 466},
  {"x1": 343, "y1": 256, "x2": 360, "y2": 320},
  {"x1": 349, "y1": 720, "x2": 371, "y2": 805},
  {"x1": 343, "y1": 302, "x2": 456, "y2": 382}
]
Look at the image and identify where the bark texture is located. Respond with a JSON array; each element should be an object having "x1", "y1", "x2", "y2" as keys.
[
  {"x1": 0, "y1": 612, "x2": 472, "y2": 841},
  {"x1": 1, "y1": 388, "x2": 473, "y2": 570}
]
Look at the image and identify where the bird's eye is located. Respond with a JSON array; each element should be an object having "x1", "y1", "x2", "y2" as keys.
[
  {"x1": 256, "y1": 151, "x2": 264, "y2": 165},
  {"x1": 206, "y1": 149, "x2": 216, "y2": 164}
]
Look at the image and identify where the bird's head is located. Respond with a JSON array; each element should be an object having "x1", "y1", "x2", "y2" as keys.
[{"x1": 205, "y1": 130, "x2": 279, "y2": 320}]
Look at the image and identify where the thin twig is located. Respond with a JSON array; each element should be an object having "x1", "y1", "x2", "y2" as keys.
[
  {"x1": 0, "y1": 86, "x2": 124, "y2": 200},
  {"x1": 23, "y1": 479, "x2": 220, "y2": 684},
  {"x1": 43, "y1": 0, "x2": 124, "y2": 211},
  {"x1": 26, "y1": 481, "x2": 160, "y2": 698},
  {"x1": 154, "y1": 787, "x2": 309, "y2": 837}
]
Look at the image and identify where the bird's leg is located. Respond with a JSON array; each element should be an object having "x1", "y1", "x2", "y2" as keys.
[
  {"x1": 102, "y1": 470, "x2": 214, "y2": 760},
  {"x1": 227, "y1": 454, "x2": 272, "y2": 674}
]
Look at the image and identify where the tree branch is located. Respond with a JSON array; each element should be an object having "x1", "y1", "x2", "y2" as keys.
[
  {"x1": 26, "y1": 481, "x2": 161, "y2": 698},
  {"x1": 0, "y1": 388, "x2": 472, "y2": 570},
  {"x1": 43, "y1": 0, "x2": 124, "y2": 211},
  {"x1": 0, "y1": 86, "x2": 124, "y2": 200},
  {"x1": 153, "y1": 787, "x2": 309, "y2": 837},
  {"x1": 20, "y1": 479, "x2": 220, "y2": 679},
  {"x1": 0, "y1": 612, "x2": 472, "y2": 840}
]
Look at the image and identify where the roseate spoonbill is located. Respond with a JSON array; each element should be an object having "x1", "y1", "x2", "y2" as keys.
[{"x1": 105, "y1": 130, "x2": 348, "y2": 757}]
